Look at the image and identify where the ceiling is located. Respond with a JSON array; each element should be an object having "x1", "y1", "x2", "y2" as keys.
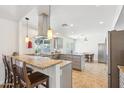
[
  {"x1": 0, "y1": 5, "x2": 122, "y2": 38},
  {"x1": 114, "y1": 6, "x2": 124, "y2": 30},
  {"x1": 0, "y1": 5, "x2": 36, "y2": 21},
  {"x1": 51, "y1": 5, "x2": 121, "y2": 38}
]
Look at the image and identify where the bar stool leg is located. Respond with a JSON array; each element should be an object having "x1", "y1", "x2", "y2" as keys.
[{"x1": 46, "y1": 78, "x2": 49, "y2": 88}]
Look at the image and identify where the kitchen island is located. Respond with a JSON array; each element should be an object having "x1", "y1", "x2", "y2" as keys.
[
  {"x1": 12, "y1": 55, "x2": 72, "y2": 88},
  {"x1": 26, "y1": 53, "x2": 85, "y2": 71},
  {"x1": 58, "y1": 54, "x2": 85, "y2": 71}
]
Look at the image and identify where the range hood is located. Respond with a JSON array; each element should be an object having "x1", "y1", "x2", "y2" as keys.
[{"x1": 38, "y1": 13, "x2": 48, "y2": 37}]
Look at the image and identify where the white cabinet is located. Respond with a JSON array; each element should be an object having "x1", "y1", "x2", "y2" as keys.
[{"x1": 60, "y1": 63, "x2": 72, "y2": 88}]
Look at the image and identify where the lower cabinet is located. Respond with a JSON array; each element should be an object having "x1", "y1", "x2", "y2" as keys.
[
  {"x1": 60, "y1": 63, "x2": 72, "y2": 88},
  {"x1": 59, "y1": 54, "x2": 85, "y2": 71},
  {"x1": 72, "y1": 55, "x2": 84, "y2": 70},
  {"x1": 119, "y1": 71, "x2": 124, "y2": 88}
]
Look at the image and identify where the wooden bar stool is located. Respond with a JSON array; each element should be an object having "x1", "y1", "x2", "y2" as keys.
[
  {"x1": 15, "y1": 59, "x2": 49, "y2": 88},
  {"x1": 89, "y1": 54, "x2": 94, "y2": 62},
  {"x1": 6, "y1": 56, "x2": 17, "y2": 87},
  {"x1": 2, "y1": 55, "x2": 9, "y2": 87},
  {"x1": 0, "y1": 83, "x2": 14, "y2": 88},
  {"x1": 2, "y1": 55, "x2": 34, "y2": 88},
  {"x1": 12, "y1": 52, "x2": 33, "y2": 74},
  {"x1": 84, "y1": 54, "x2": 89, "y2": 62}
]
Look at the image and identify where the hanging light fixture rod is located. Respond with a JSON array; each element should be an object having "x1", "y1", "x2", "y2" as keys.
[
  {"x1": 25, "y1": 17, "x2": 30, "y2": 43},
  {"x1": 49, "y1": 5, "x2": 51, "y2": 28},
  {"x1": 25, "y1": 17, "x2": 29, "y2": 20},
  {"x1": 25, "y1": 17, "x2": 29, "y2": 37},
  {"x1": 47, "y1": 5, "x2": 53, "y2": 40}
]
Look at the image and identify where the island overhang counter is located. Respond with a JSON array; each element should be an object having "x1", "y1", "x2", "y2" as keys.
[{"x1": 12, "y1": 55, "x2": 72, "y2": 88}]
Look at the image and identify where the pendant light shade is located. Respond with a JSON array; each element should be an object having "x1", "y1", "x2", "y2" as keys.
[
  {"x1": 28, "y1": 40, "x2": 32, "y2": 48},
  {"x1": 47, "y1": 27, "x2": 53, "y2": 39},
  {"x1": 47, "y1": 5, "x2": 53, "y2": 39},
  {"x1": 25, "y1": 36, "x2": 30, "y2": 43}
]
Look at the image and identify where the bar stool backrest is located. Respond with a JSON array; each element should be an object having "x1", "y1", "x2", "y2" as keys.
[
  {"x1": 6, "y1": 56, "x2": 14, "y2": 74},
  {"x1": 15, "y1": 60, "x2": 31, "y2": 87},
  {"x1": 2, "y1": 55, "x2": 8, "y2": 86}
]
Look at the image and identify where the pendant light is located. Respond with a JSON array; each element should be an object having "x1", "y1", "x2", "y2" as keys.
[
  {"x1": 25, "y1": 17, "x2": 30, "y2": 43},
  {"x1": 28, "y1": 40, "x2": 32, "y2": 48},
  {"x1": 47, "y1": 5, "x2": 53, "y2": 40},
  {"x1": 25, "y1": 17, "x2": 32, "y2": 48}
]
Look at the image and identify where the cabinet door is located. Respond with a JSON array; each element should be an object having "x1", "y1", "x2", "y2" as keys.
[
  {"x1": 54, "y1": 37, "x2": 63, "y2": 49},
  {"x1": 60, "y1": 64, "x2": 72, "y2": 88},
  {"x1": 72, "y1": 56, "x2": 81, "y2": 70}
]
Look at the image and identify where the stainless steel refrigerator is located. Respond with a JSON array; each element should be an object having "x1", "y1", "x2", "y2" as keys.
[
  {"x1": 108, "y1": 30, "x2": 124, "y2": 88},
  {"x1": 98, "y1": 43, "x2": 106, "y2": 63}
]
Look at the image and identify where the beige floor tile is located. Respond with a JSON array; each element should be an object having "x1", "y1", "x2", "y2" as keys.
[{"x1": 72, "y1": 62, "x2": 108, "y2": 88}]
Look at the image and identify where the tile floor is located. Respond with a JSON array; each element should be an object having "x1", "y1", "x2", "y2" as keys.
[{"x1": 72, "y1": 62, "x2": 108, "y2": 88}]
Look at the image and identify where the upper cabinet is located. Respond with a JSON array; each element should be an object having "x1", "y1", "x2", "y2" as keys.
[
  {"x1": 53, "y1": 37, "x2": 63, "y2": 49},
  {"x1": 52, "y1": 36, "x2": 75, "y2": 54}
]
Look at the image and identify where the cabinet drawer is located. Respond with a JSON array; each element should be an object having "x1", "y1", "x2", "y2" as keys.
[
  {"x1": 73, "y1": 56, "x2": 81, "y2": 59},
  {"x1": 65, "y1": 55, "x2": 72, "y2": 59},
  {"x1": 72, "y1": 64, "x2": 81, "y2": 70},
  {"x1": 72, "y1": 60, "x2": 80, "y2": 65},
  {"x1": 59, "y1": 54, "x2": 72, "y2": 60},
  {"x1": 72, "y1": 58, "x2": 80, "y2": 62}
]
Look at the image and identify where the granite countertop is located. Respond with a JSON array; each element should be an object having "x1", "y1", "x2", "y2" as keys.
[
  {"x1": 26, "y1": 53, "x2": 84, "y2": 58},
  {"x1": 60, "y1": 53, "x2": 84, "y2": 56},
  {"x1": 118, "y1": 65, "x2": 124, "y2": 73},
  {"x1": 12, "y1": 55, "x2": 62, "y2": 70},
  {"x1": 60, "y1": 60, "x2": 72, "y2": 68}
]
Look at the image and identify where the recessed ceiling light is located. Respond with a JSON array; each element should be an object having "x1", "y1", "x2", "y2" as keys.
[
  {"x1": 70, "y1": 24, "x2": 74, "y2": 27},
  {"x1": 62, "y1": 24, "x2": 68, "y2": 27},
  {"x1": 96, "y1": 5, "x2": 101, "y2": 7},
  {"x1": 56, "y1": 33, "x2": 59, "y2": 35},
  {"x1": 99, "y1": 21, "x2": 104, "y2": 24}
]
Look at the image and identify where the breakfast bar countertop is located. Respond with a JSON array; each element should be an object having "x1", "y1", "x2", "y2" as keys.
[
  {"x1": 118, "y1": 65, "x2": 124, "y2": 73},
  {"x1": 60, "y1": 60, "x2": 72, "y2": 68},
  {"x1": 12, "y1": 55, "x2": 62, "y2": 70}
]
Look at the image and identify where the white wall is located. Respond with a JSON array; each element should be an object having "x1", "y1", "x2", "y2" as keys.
[
  {"x1": 19, "y1": 8, "x2": 39, "y2": 54},
  {"x1": 63, "y1": 37, "x2": 75, "y2": 53},
  {"x1": 75, "y1": 33, "x2": 106, "y2": 60},
  {"x1": 0, "y1": 18, "x2": 18, "y2": 84}
]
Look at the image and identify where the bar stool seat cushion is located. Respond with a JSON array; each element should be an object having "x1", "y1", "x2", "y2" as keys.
[{"x1": 28, "y1": 72, "x2": 49, "y2": 87}]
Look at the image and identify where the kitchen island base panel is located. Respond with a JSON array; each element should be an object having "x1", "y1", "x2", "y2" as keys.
[
  {"x1": 59, "y1": 54, "x2": 85, "y2": 71},
  {"x1": 29, "y1": 64, "x2": 61, "y2": 88},
  {"x1": 60, "y1": 63, "x2": 72, "y2": 88}
]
